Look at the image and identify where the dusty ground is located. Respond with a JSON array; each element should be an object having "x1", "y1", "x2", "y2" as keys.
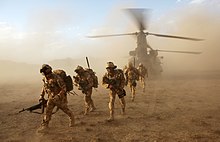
[{"x1": 1, "y1": 71, "x2": 220, "y2": 142}]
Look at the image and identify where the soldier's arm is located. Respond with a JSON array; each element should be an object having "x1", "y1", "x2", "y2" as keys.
[
  {"x1": 39, "y1": 78, "x2": 46, "y2": 100},
  {"x1": 57, "y1": 76, "x2": 67, "y2": 97},
  {"x1": 102, "y1": 74, "x2": 110, "y2": 88},
  {"x1": 73, "y1": 75, "x2": 80, "y2": 84},
  {"x1": 124, "y1": 69, "x2": 129, "y2": 85},
  {"x1": 87, "y1": 76, "x2": 93, "y2": 88}
]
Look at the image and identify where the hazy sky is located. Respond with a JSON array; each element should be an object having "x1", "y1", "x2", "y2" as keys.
[{"x1": 0, "y1": 0, "x2": 219, "y2": 70}]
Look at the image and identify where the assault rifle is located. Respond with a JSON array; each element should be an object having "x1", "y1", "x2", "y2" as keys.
[
  {"x1": 19, "y1": 98, "x2": 47, "y2": 114},
  {"x1": 103, "y1": 77, "x2": 117, "y2": 88},
  {"x1": 103, "y1": 77, "x2": 126, "y2": 98}
]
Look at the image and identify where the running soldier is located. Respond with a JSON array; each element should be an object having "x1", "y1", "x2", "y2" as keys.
[
  {"x1": 137, "y1": 63, "x2": 148, "y2": 92},
  {"x1": 38, "y1": 64, "x2": 75, "y2": 132},
  {"x1": 102, "y1": 62, "x2": 126, "y2": 121},
  {"x1": 124, "y1": 62, "x2": 140, "y2": 101},
  {"x1": 73, "y1": 65, "x2": 96, "y2": 115}
]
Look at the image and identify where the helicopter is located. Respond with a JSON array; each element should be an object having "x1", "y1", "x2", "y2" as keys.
[{"x1": 87, "y1": 8, "x2": 203, "y2": 76}]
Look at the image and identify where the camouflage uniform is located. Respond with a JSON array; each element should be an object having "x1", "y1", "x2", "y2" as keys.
[
  {"x1": 74, "y1": 66, "x2": 95, "y2": 115},
  {"x1": 124, "y1": 62, "x2": 139, "y2": 101},
  {"x1": 102, "y1": 62, "x2": 126, "y2": 121},
  {"x1": 137, "y1": 63, "x2": 148, "y2": 92},
  {"x1": 38, "y1": 64, "x2": 74, "y2": 132},
  {"x1": 123, "y1": 65, "x2": 127, "y2": 74}
]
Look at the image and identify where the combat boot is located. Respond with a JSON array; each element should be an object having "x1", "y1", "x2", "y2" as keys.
[
  {"x1": 90, "y1": 107, "x2": 96, "y2": 112},
  {"x1": 84, "y1": 107, "x2": 89, "y2": 115},
  {"x1": 107, "y1": 111, "x2": 114, "y2": 122},
  {"x1": 69, "y1": 117, "x2": 75, "y2": 127},
  {"x1": 89, "y1": 102, "x2": 96, "y2": 112},
  {"x1": 37, "y1": 124, "x2": 48, "y2": 133}
]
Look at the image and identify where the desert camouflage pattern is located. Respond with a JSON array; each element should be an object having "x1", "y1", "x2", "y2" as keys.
[
  {"x1": 102, "y1": 69, "x2": 126, "y2": 120},
  {"x1": 124, "y1": 64, "x2": 140, "y2": 101},
  {"x1": 137, "y1": 64, "x2": 148, "y2": 92},
  {"x1": 74, "y1": 70, "x2": 95, "y2": 115},
  {"x1": 40, "y1": 73, "x2": 74, "y2": 128}
]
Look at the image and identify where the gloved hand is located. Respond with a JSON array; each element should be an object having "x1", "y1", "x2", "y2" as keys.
[
  {"x1": 39, "y1": 95, "x2": 44, "y2": 102},
  {"x1": 109, "y1": 85, "x2": 114, "y2": 89}
]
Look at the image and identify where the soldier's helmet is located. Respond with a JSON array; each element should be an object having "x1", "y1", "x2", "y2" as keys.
[
  {"x1": 128, "y1": 62, "x2": 133, "y2": 68},
  {"x1": 106, "y1": 62, "x2": 117, "y2": 69},
  {"x1": 139, "y1": 63, "x2": 143, "y2": 67},
  {"x1": 40, "y1": 64, "x2": 52, "y2": 73},
  {"x1": 74, "y1": 65, "x2": 84, "y2": 73}
]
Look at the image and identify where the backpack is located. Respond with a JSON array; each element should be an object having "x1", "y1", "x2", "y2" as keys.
[
  {"x1": 53, "y1": 69, "x2": 73, "y2": 92},
  {"x1": 85, "y1": 68, "x2": 98, "y2": 88},
  {"x1": 116, "y1": 68, "x2": 126, "y2": 83}
]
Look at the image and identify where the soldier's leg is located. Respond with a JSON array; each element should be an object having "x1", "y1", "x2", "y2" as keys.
[
  {"x1": 42, "y1": 99, "x2": 55, "y2": 126},
  {"x1": 88, "y1": 89, "x2": 96, "y2": 112},
  {"x1": 129, "y1": 84, "x2": 132, "y2": 93},
  {"x1": 56, "y1": 98, "x2": 75, "y2": 127},
  {"x1": 129, "y1": 83, "x2": 133, "y2": 100},
  {"x1": 108, "y1": 90, "x2": 116, "y2": 121},
  {"x1": 142, "y1": 77, "x2": 145, "y2": 92},
  {"x1": 131, "y1": 85, "x2": 136, "y2": 101},
  {"x1": 84, "y1": 92, "x2": 90, "y2": 115},
  {"x1": 119, "y1": 97, "x2": 126, "y2": 115},
  {"x1": 38, "y1": 99, "x2": 55, "y2": 132},
  {"x1": 89, "y1": 99, "x2": 96, "y2": 112}
]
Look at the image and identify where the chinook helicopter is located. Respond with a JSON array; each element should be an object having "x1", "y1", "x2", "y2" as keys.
[{"x1": 87, "y1": 8, "x2": 203, "y2": 76}]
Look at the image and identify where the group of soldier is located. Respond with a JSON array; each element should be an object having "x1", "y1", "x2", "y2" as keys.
[{"x1": 37, "y1": 61, "x2": 147, "y2": 133}]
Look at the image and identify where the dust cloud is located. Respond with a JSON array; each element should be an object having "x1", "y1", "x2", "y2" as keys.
[
  {"x1": 88, "y1": 1, "x2": 220, "y2": 75},
  {"x1": 1, "y1": 1, "x2": 220, "y2": 84},
  {"x1": 149, "y1": 1, "x2": 220, "y2": 73}
]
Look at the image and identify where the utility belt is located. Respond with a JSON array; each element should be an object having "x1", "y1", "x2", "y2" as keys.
[
  {"x1": 116, "y1": 89, "x2": 126, "y2": 98},
  {"x1": 109, "y1": 86, "x2": 126, "y2": 98}
]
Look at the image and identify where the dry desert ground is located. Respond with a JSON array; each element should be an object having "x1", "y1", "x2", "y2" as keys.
[{"x1": 1, "y1": 71, "x2": 220, "y2": 142}]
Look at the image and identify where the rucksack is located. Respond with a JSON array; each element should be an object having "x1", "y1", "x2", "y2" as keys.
[
  {"x1": 116, "y1": 68, "x2": 126, "y2": 83},
  {"x1": 85, "y1": 68, "x2": 98, "y2": 88},
  {"x1": 53, "y1": 69, "x2": 73, "y2": 92}
]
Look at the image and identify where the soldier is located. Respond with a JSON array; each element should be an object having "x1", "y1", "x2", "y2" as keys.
[
  {"x1": 73, "y1": 65, "x2": 96, "y2": 115},
  {"x1": 124, "y1": 62, "x2": 140, "y2": 101},
  {"x1": 37, "y1": 64, "x2": 75, "y2": 132},
  {"x1": 102, "y1": 62, "x2": 126, "y2": 121},
  {"x1": 137, "y1": 63, "x2": 148, "y2": 92},
  {"x1": 123, "y1": 65, "x2": 127, "y2": 74}
]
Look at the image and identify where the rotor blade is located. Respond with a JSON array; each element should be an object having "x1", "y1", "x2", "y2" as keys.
[
  {"x1": 86, "y1": 32, "x2": 137, "y2": 38},
  {"x1": 157, "y1": 49, "x2": 202, "y2": 54},
  {"x1": 147, "y1": 32, "x2": 204, "y2": 41},
  {"x1": 125, "y1": 8, "x2": 150, "y2": 31}
]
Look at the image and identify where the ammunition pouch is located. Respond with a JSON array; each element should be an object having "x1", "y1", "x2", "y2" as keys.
[
  {"x1": 132, "y1": 81, "x2": 137, "y2": 87},
  {"x1": 118, "y1": 89, "x2": 126, "y2": 98}
]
